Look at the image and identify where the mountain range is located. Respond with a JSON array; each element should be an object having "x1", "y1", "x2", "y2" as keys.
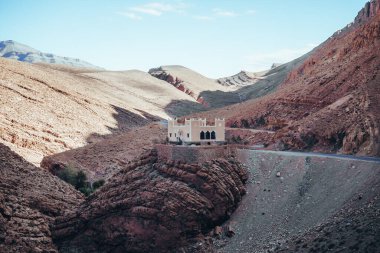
[{"x1": 0, "y1": 40, "x2": 103, "y2": 69}]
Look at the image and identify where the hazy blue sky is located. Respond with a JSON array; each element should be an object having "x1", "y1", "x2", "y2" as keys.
[{"x1": 0, "y1": 0, "x2": 368, "y2": 77}]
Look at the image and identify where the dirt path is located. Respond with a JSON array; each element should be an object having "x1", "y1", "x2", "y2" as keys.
[{"x1": 226, "y1": 127, "x2": 276, "y2": 134}]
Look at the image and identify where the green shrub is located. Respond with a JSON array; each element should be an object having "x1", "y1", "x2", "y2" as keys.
[
  {"x1": 56, "y1": 166, "x2": 77, "y2": 186},
  {"x1": 75, "y1": 170, "x2": 87, "y2": 189},
  {"x1": 56, "y1": 166, "x2": 104, "y2": 196},
  {"x1": 93, "y1": 179, "x2": 105, "y2": 190}
]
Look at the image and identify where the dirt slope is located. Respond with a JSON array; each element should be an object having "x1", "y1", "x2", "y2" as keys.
[
  {"x1": 41, "y1": 123, "x2": 167, "y2": 182},
  {"x1": 216, "y1": 150, "x2": 380, "y2": 253},
  {"x1": 0, "y1": 58, "x2": 199, "y2": 165},
  {"x1": 191, "y1": 1, "x2": 380, "y2": 156}
]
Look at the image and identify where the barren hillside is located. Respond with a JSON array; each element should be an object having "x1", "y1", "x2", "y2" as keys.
[
  {"x1": 150, "y1": 60, "x2": 311, "y2": 110},
  {"x1": 217, "y1": 150, "x2": 380, "y2": 253},
  {"x1": 0, "y1": 58, "x2": 201, "y2": 165}
]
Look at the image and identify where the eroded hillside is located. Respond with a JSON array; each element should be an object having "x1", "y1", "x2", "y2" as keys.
[{"x1": 191, "y1": 1, "x2": 380, "y2": 156}]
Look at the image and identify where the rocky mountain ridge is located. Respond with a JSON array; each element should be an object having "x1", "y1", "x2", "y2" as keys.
[
  {"x1": 329, "y1": 0, "x2": 379, "y2": 40},
  {"x1": 0, "y1": 40, "x2": 103, "y2": 70}
]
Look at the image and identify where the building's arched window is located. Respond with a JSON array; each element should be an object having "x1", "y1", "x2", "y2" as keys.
[
  {"x1": 211, "y1": 131, "x2": 216, "y2": 140},
  {"x1": 200, "y1": 131, "x2": 205, "y2": 140},
  {"x1": 206, "y1": 131, "x2": 211, "y2": 139}
]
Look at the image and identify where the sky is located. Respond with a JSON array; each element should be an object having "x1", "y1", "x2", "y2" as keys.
[{"x1": 0, "y1": 0, "x2": 368, "y2": 78}]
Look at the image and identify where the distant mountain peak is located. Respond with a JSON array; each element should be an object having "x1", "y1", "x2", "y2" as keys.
[{"x1": 0, "y1": 40, "x2": 103, "y2": 70}]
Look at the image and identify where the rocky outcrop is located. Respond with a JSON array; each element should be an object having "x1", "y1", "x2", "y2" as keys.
[
  {"x1": 149, "y1": 65, "x2": 241, "y2": 109},
  {"x1": 0, "y1": 144, "x2": 84, "y2": 253},
  {"x1": 149, "y1": 66, "x2": 203, "y2": 104},
  {"x1": 355, "y1": 0, "x2": 380, "y2": 25},
  {"x1": 330, "y1": 0, "x2": 380, "y2": 39},
  {"x1": 217, "y1": 71, "x2": 261, "y2": 87},
  {"x1": 53, "y1": 149, "x2": 248, "y2": 253}
]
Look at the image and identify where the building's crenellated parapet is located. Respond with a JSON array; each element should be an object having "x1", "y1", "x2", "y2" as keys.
[{"x1": 168, "y1": 118, "x2": 225, "y2": 144}]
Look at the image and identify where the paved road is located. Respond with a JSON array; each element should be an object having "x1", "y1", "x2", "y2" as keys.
[
  {"x1": 225, "y1": 127, "x2": 275, "y2": 134},
  {"x1": 244, "y1": 149, "x2": 380, "y2": 164}
]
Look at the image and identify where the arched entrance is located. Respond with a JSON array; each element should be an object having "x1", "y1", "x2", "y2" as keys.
[{"x1": 200, "y1": 131, "x2": 205, "y2": 140}]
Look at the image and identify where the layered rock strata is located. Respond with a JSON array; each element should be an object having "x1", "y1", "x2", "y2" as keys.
[
  {"x1": 53, "y1": 149, "x2": 248, "y2": 252},
  {"x1": 0, "y1": 144, "x2": 84, "y2": 253}
]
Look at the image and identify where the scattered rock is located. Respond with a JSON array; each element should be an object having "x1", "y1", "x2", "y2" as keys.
[
  {"x1": 214, "y1": 226, "x2": 223, "y2": 237},
  {"x1": 226, "y1": 225, "x2": 235, "y2": 238}
]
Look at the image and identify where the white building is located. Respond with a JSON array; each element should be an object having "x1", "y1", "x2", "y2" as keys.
[{"x1": 168, "y1": 118, "x2": 225, "y2": 144}]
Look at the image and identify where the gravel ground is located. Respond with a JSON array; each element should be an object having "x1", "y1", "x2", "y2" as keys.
[{"x1": 215, "y1": 150, "x2": 380, "y2": 253}]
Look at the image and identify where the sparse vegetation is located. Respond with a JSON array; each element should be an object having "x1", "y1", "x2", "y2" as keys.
[
  {"x1": 240, "y1": 118, "x2": 250, "y2": 128},
  {"x1": 255, "y1": 116, "x2": 266, "y2": 127},
  {"x1": 56, "y1": 165, "x2": 105, "y2": 196}
]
